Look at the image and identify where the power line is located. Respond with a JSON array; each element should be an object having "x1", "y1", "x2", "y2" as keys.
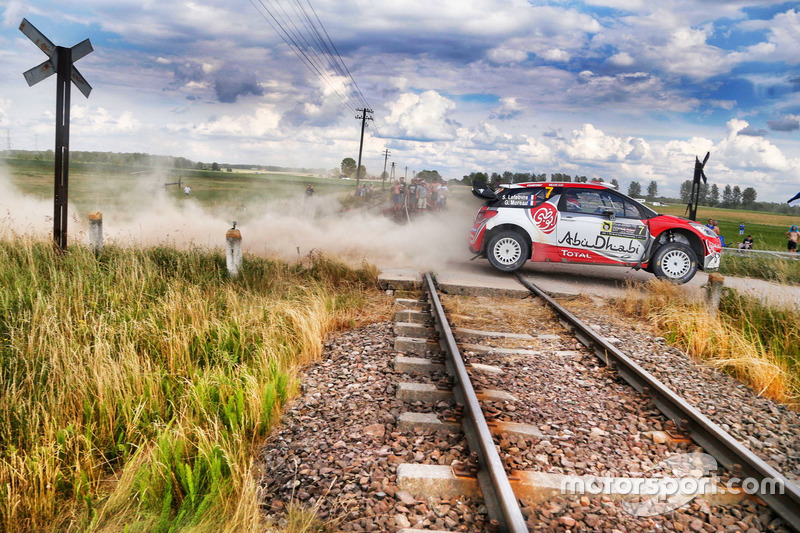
[
  {"x1": 248, "y1": 0, "x2": 359, "y2": 114},
  {"x1": 248, "y1": 0, "x2": 373, "y2": 114}
]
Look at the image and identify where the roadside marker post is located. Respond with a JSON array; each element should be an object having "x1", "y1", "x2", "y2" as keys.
[{"x1": 19, "y1": 18, "x2": 93, "y2": 252}]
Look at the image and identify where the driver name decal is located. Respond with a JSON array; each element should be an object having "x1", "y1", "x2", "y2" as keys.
[
  {"x1": 531, "y1": 203, "x2": 557, "y2": 234},
  {"x1": 600, "y1": 221, "x2": 647, "y2": 240}
]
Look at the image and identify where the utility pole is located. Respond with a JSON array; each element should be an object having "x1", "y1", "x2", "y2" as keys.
[
  {"x1": 390, "y1": 161, "x2": 396, "y2": 181},
  {"x1": 381, "y1": 148, "x2": 390, "y2": 190},
  {"x1": 355, "y1": 108, "x2": 373, "y2": 192},
  {"x1": 404, "y1": 166, "x2": 408, "y2": 180}
]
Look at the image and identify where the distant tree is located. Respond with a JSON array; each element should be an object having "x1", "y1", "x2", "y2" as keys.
[
  {"x1": 341, "y1": 157, "x2": 357, "y2": 177},
  {"x1": 211, "y1": 162, "x2": 220, "y2": 171},
  {"x1": 722, "y1": 184, "x2": 733, "y2": 207},
  {"x1": 463, "y1": 171, "x2": 489, "y2": 185},
  {"x1": 742, "y1": 187, "x2": 757, "y2": 208},
  {"x1": 709, "y1": 184, "x2": 719, "y2": 206},
  {"x1": 490, "y1": 172, "x2": 502, "y2": 186},
  {"x1": 418, "y1": 170, "x2": 443, "y2": 182},
  {"x1": 647, "y1": 180, "x2": 658, "y2": 200},
  {"x1": 226, "y1": 167, "x2": 232, "y2": 172},
  {"x1": 679, "y1": 180, "x2": 692, "y2": 203},
  {"x1": 732, "y1": 185, "x2": 742, "y2": 208},
  {"x1": 698, "y1": 183, "x2": 709, "y2": 205},
  {"x1": 627, "y1": 181, "x2": 642, "y2": 197},
  {"x1": 610, "y1": 178, "x2": 619, "y2": 190},
  {"x1": 589, "y1": 177, "x2": 604, "y2": 183}
]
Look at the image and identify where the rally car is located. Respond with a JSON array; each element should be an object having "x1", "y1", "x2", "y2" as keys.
[{"x1": 469, "y1": 181, "x2": 721, "y2": 284}]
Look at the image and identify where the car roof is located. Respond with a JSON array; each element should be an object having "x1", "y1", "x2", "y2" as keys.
[{"x1": 500, "y1": 182, "x2": 616, "y2": 190}]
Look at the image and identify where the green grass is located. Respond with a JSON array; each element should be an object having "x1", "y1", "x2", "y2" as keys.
[
  {"x1": 719, "y1": 252, "x2": 800, "y2": 284},
  {"x1": 656, "y1": 203, "x2": 798, "y2": 250},
  {"x1": 0, "y1": 235, "x2": 381, "y2": 532},
  {"x1": 1, "y1": 158, "x2": 363, "y2": 224}
]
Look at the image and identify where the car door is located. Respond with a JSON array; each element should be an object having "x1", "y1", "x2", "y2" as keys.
[{"x1": 556, "y1": 188, "x2": 649, "y2": 264}]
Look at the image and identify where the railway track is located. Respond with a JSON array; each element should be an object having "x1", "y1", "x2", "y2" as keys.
[{"x1": 260, "y1": 272, "x2": 800, "y2": 532}]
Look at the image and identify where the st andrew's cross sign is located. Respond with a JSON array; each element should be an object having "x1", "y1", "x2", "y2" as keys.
[{"x1": 19, "y1": 18, "x2": 93, "y2": 252}]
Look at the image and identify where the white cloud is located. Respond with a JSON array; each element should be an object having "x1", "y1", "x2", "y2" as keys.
[
  {"x1": 383, "y1": 90, "x2": 458, "y2": 142},
  {"x1": 560, "y1": 123, "x2": 651, "y2": 162},
  {"x1": 71, "y1": 106, "x2": 142, "y2": 134},
  {"x1": 174, "y1": 104, "x2": 281, "y2": 137},
  {"x1": 740, "y1": 9, "x2": 800, "y2": 65},
  {"x1": 487, "y1": 47, "x2": 528, "y2": 64}
]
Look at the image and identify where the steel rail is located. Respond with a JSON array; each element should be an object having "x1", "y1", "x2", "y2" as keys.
[
  {"x1": 423, "y1": 273, "x2": 528, "y2": 532},
  {"x1": 515, "y1": 273, "x2": 800, "y2": 531}
]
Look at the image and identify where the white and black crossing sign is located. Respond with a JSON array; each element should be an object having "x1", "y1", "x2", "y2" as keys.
[{"x1": 20, "y1": 18, "x2": 93, "y2": 252}]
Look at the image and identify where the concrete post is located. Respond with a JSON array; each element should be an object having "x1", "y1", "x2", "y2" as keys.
[
  {"x1": 226, "y1": 226, "x2": 242, "y2": 277},
  {"x1": 705, "y1": 272, "x2": 725, "y2": 317},
  {"x1": 88, "y1": 211, "x2": 103, "y2": 252}
]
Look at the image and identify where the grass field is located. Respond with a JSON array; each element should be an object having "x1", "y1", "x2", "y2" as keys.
[
  {"x1": 1, "y1": 158, "x2": 363, "y2": 224},
  {"x1": 656, "y1": 203, "x2": 799, "y2": 251}
]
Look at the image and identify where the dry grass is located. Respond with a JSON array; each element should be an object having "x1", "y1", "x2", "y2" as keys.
[
  {"x1": 617, "y1": 280, "x2": 799, "y2": 407},
  {"x1": 0, "y1": 235, "x2": 385, "y2": 532}
]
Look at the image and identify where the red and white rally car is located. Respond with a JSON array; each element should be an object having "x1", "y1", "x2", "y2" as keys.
[{"x1": 469, "y1": 181, "x2": 721, "y2": 284}]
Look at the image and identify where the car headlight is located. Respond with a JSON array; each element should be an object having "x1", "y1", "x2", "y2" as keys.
[{"x1": 689, "y1": 222, "x2": 717, "y2": 239}]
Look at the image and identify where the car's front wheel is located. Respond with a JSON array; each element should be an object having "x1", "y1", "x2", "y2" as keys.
[
  {"x1": 486, "y1": 230, "x2": 529, "y2": 272},
  {"x1": 651, "y1": 242, "x2": 697, "y2": 284}
]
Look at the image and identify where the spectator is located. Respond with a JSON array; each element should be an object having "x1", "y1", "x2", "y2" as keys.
[
  {"x1": 739, "y1": 222, "x2": 745, "y2": 236},
  {"x1": 391, "y1": 180, "x2": 402, "y2": 212},
  {"x1": 438, "y1": 182, "x2": 448, "y2": 209},
  {"x1": 417, "y1": 180, "x2": 429, "y2": 210},
  {"x1": 184, "y1": 185, "x2": 191, "y2": 196},
  {"x1": 787, "y1": 225, "x2": 799, "y2": 253},
  {"x1": 305, "y1": 184, "x2": 315, "y2": 197},
  {"x1": 738, "y1": 235, "x2": 754, "y2": 250}
]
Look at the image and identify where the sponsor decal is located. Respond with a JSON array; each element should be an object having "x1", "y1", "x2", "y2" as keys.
[
  {"x1": 560, "y1": 249, "x2": 594, "y2": 260},
  {"x1": 558, "y1": 231, "x2": 643, "y2": 255},
  {"x1": 531, "y1": 203, "x2": 558, "y2": 234},
  {"x1": 600, "y1": 221, "x2": 647, "y2": 241}
]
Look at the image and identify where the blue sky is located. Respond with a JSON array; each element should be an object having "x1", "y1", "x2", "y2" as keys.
[{"x1": 1, "y1": 0, "x2": 799, "y2": 202}]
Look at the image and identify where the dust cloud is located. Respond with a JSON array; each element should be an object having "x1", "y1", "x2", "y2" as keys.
[{"x1": 0, "y1": 164, "x2": 480, "y2": 271}]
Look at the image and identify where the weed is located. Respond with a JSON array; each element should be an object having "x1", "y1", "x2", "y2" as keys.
[{"x1": 0, "y1": 235, "x2": 383, "y2": 532}]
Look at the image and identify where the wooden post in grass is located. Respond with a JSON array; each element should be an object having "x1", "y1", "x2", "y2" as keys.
[
  {"x1": 88, "y1": 211, "x2": 103, "y2": 252},
  {"x1": 705, "y1": 272, "x2": 725, "y2": 317},
  {"x1": 226, "y1": 223, "x2": 242, "y2": 277}
]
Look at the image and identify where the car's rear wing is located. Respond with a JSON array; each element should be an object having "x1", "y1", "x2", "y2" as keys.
[{"x1": 471, "y1": 180, "x2": 498, "y2": 200}]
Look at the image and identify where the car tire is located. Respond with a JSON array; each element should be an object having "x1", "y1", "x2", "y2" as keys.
[
  {"x1": 651, "y1": 242, "x2": 697, "y2": 284},
  {"x1": 486, "y1": 230, "x2": 529, "y2": 272}
]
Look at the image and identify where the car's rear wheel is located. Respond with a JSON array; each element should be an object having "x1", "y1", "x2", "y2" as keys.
[
  {"x1": 486, "y1": 230, "x2": 529, "y2": 272},
  {"x1": 651, "y1": 242, "x2": 697, "y2": 284}
]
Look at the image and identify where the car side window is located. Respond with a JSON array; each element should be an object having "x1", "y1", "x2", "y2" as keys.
[
  {"x1": 560, "y1": 189, "x2": 643, "y2": 218},
  {"x1": 561, "y1": 190, "x2": 604, "y2": 213}
]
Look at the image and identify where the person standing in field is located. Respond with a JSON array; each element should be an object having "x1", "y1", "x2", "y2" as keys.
[
  {"x1": 787, "y1": 225, "x2": 799, "y2": 253},
  {"x1": 739, "y1": 222, "x2": 745, "y2": 236}
]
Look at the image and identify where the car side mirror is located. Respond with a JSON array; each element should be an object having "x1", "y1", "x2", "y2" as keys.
[{"x1": 602, "y1": 208, "x2": 616, "y2": 221}]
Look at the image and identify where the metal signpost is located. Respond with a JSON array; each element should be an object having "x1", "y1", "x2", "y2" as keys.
[{"x1": 19, "y1": 18, "x2": 93, "y2": 252}]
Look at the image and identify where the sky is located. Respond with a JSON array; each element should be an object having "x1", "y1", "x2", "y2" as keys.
[{"x1": 1, "y1": 0, "x2": 799, "y2": 203}]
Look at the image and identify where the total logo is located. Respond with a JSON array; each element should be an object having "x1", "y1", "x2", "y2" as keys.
[{"x1": 561, "y1": 249, "x2": 593, "y2": 259}]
